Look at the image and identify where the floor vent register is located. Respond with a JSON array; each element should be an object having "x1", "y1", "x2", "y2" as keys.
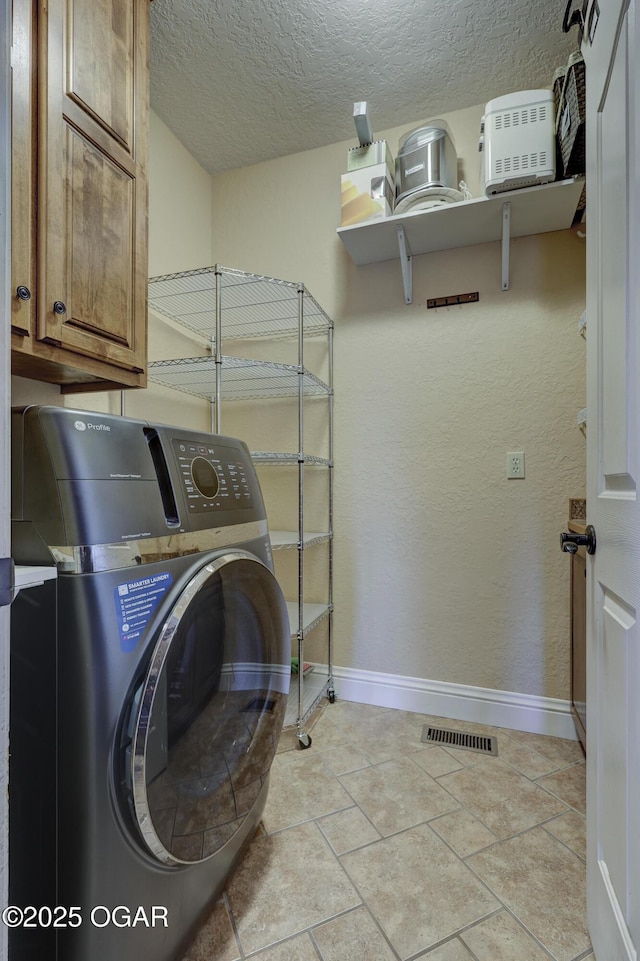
[{"x1": 421, "y1": 725, "x2": 499, "y2": 756}]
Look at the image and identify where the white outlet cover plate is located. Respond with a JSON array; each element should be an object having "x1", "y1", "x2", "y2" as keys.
[{"x1": 507, "y1": 451, "x2": 525, "y2": 478}]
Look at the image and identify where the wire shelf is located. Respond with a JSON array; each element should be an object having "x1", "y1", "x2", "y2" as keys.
[
  {"x1": 270, "y1": 531, "x2": 332, "y2": 550},
  {"x1": 148, "y1": 354, "x2": 331, "y2": 400},
  {"x1": 148, "y1": 264, "x2": 333, "y2": 342},
  {"x1": 250, "y1": 452, "x2": 331, "y2": 466},
  {"x1": 284, "y1": 671, "x2": 330, "y2": 728},
  {"x1": 286, "y1": 602, "x2": 332, "y2": 637}
]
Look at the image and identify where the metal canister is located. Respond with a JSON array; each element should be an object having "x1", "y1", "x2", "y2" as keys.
[{"x1": 395, "y1": 123, "x2": 458, "y2": 206}]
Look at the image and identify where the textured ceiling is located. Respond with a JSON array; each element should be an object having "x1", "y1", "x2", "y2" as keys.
[{"x1": 150, "y1": 0, "x2": 577, "y2": 176}]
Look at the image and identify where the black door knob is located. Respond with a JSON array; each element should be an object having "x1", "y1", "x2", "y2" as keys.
[
  {"x1": 16, "y1": 285, "x2": 31, "y2": 301},
  {"x1": 560, "y1": 524, "x2": 596, "y2": 555},
  {"x1": 53, "y1": 300, "x2": 66, "y2": 315}
]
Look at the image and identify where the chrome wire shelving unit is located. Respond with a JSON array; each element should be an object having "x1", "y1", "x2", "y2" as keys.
[{"x1": 148, "y1": 265, "x2": 335, "y2": 747}]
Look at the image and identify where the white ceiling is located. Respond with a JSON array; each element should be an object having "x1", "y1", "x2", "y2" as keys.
[{"x1": 150, "y1": 0, "x2": 578, "y2": 176}]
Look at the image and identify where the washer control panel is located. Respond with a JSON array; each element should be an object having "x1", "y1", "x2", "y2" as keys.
[{"x1": 172, "y1": 438, "x2": 253, "y2": 513}]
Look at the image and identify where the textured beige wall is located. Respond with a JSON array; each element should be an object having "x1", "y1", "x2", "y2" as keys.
[
  {"x1": 209, "y1": 104, "x2": 587, "y2": 700},
  {"x1": 147, "y1": 112, "x2": 214, "y2": 279}
]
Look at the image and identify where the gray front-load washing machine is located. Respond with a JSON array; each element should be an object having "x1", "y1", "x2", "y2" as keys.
[{"x1": 10, "y1": 405, "x2": 290, "y2": 960}]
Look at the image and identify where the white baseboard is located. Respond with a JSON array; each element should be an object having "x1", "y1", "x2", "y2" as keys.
[{"x1": 329, "y1": 665, "x2": 578, "y2": 741}]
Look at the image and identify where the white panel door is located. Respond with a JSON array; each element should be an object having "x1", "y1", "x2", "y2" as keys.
[{"x1": 584, "y1": 0, "x2": 640, "y2": 957}]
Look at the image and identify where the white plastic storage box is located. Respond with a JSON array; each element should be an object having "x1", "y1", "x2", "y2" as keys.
[
  {"x1": 347, "y1": 140, "x2": 394, "y2": 176},
  {"x1": 483, "y1": 89, "x2": 556, "y2": 195},
  {"x1": 340, "y1": 163, "x2": 394, "y2": 226}
]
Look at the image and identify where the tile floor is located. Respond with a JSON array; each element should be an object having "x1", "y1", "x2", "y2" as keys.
[{"x1": 181, "y1": 701, "x2": 592, "y2": 961}]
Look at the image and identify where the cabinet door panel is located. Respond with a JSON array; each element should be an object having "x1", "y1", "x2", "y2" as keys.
[
  {"x1": 67, "y1": 128, "x2": 135, "y2": 350},
  {"x1": 38, "y1": 0, "x2": 148, "y2": 373},
  {"x1": 67, "y1": 0, "x2": 133, "y2": 152}
]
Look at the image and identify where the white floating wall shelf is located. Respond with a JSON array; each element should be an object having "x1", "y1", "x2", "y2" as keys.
[{"x1": 337, "y1": 177, "x2": 586, "y2": 304}]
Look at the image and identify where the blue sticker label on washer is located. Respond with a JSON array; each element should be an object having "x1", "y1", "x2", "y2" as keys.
[{"x1": 114, "y1": 572, "x2": 173, "y2": 652}]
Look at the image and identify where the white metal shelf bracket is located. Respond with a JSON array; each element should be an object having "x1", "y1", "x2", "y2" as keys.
[
  {"x1": 501, "y1": 202, "x2": 511, "y2": 291},
  {"x1": 397, "y1": 224, "x2": 413, "y2": 305}
]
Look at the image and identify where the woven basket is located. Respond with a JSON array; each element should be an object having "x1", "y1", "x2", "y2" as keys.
[
  {"x1": 557, "y1": 51, "x2": 586, "y2": 177},
  {"x1": 552, "y1": 65, "x2": 567, "y2": 118}
]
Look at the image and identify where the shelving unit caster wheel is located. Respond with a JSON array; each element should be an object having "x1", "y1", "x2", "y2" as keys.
[
  {"x1": 328, "y1": 689, "x2": 336, "y2": 704},
  {"x1": 297, "y1": 732, "x2": 312, "y2": 749}
]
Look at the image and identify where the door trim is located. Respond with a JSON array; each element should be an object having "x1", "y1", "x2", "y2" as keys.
[{"x1": 1, "y1": 0, "x2": 13, "y2": 951}]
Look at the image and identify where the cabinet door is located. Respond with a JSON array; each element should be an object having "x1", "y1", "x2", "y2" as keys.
[
  {"x1": 37, "y1": 0, "x2": 149, "y2": 374},
  {"x1": 11, "y1": 0, "x2": 37, "y2": 339}
]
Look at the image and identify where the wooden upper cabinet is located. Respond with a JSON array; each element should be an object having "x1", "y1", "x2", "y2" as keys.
[{"x1": 11, "y1": 0, "x2": 150, "y2": 390}]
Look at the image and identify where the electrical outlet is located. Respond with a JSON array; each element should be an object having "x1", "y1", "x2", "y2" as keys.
[{"x1": 507, "y1": 452, "x2": 525, "y2": 479}]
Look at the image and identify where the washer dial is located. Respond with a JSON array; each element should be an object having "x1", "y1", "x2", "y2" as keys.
[{"x1": 191, "y1": 456, "x2": 219, "y2": 498}]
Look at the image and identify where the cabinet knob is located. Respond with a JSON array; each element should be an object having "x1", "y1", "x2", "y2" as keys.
[
  {"x1": 16, "y1": 285, "x2": 31, "y2": 301},
  {"x1": 53, "y1": 300, "x2": 66, "y2": 315},
  {"x1": 560, "y1": 525, "x2": 597, "y2": 555}
]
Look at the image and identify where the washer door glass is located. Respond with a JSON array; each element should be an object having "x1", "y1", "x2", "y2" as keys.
[{"x1": 129, "y1": 551, "x2": 290, "y2": 865}]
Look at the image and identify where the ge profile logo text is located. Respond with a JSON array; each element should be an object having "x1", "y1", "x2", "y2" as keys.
[{"x1": 73, "y1": 419, "x2": 111, "y2": 432}]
